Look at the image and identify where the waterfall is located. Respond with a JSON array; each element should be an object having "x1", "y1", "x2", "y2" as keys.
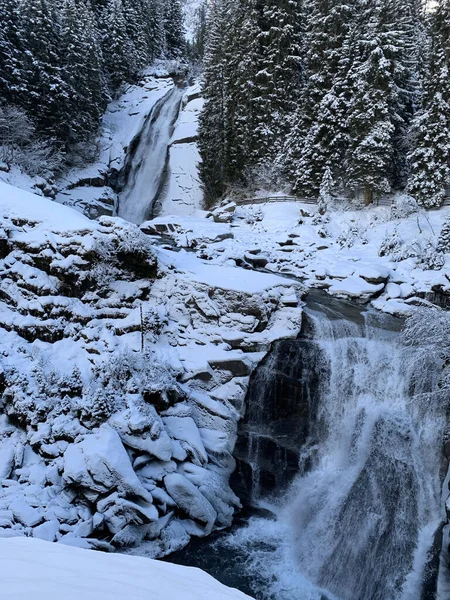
[
  {"x1": 226, "y1": 301, "x2": 447, "y2": 600},
  {"x1": 118, "y1": 86, "x2": 184, "y2": 225}
]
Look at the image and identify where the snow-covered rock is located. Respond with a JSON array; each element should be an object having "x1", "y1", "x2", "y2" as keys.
[{"x1": 0, "y1": 182, "x2": 304, "y2": 555}]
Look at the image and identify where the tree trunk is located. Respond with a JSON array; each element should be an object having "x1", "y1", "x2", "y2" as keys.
[{"x1": 364, "y1": 185, "x2": 373, "y2": 206}]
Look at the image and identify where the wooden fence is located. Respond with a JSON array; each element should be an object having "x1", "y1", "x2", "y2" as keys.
[{"x1": 235, "y1": 195, "x2": 450, "y2": 208}]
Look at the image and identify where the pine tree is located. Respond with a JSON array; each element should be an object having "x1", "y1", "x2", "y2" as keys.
[
  {"x1": 0, "y1": 0, "x2": 26, "y2": 103},
  {"x1": 437, "y1": 215, "x2": 450, "y2": 253},
  {"x1": 122, "y1": 0, "x2": 149, "y2": 71},
  {"x1": 99, "y1": 0, "x2": 136, "y2": 88},
  {"x1": 59, "y1": 0, "x2": 106, "y2": 143},
  {"x1": 164, "y1": 0, "x2": 185, "y2": 59},
  {"x1": 285, "y1": 0, "x2": 356, "y2": 197},
  {"x1": 253, "y1": 0, "x2": 304, "y2": 161},
  {"x1": 198, "y1": 0, "x2": 231, "y2": 202},
  {"x1": 318, "y1": 165, "x2": 334, "y2": 213},
  {"x1": 344, "y1": 0, "x2": 407, "y2": 204},
  {"x1": 144, "y1": 0, "x2": 164, "y2": 60},
  {"x1": 408, "y1": 0, "x2": 450, "y2": 208},
  {"x1": 18, "y1": 0, "x2": 70, "y2": 139}
]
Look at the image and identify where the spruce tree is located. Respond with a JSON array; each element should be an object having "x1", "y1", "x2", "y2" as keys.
[
  {"x1": 253, "y1": 0, "x2": 304, "y2": 161},
  {"x1": 164, "y1": 0, "x2": 185, "y2": 59},
  {"x1": 99, "y1": 0, "x2": 136, "y2": 88},
  {"x1": 408, "y1": 0, "x2": 450, "y2": 208},
  {"x1": 344, "y1": 0, "x2": 406, "y2": 203},
  {"x1": 285, "y1": 0, "x2": 356, "y2": 197},
  {"x1": 438, "y1": 215, "x2": 450, "y2": 253},
  {"x1": 145, "y1": 0, "x2": 164, "y2": 60},
  {"x1": 0, "y1": 0, "x2": 26, "y2": 103},
  {"x1": 198, "y1": 0, "x2": 230, "y2": 202},
  {"x1": 18, "y1": 0, "x2": 70, "y2": 139},
  {"x1": 60, "y1": 0, "x2": 106, "y2": 143}
]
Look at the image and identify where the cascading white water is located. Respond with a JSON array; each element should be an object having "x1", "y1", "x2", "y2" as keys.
[
  {"x1": 288, "y1": 310, "x2": 444, "y2": 600},
  {"x1": 220, "y1": 307, "x2": 446, "y2": 600},
  {"x1": 118, "y1": 86, "x2": 184, "y2": 225}
]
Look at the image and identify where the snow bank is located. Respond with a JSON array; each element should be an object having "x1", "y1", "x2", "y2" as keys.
[
  {"x1": 0, "y1": 538, "x2": 252, "y2": 599},
  {"x1": 0, "y1": 181, "x2": 96, "y2": 232}
]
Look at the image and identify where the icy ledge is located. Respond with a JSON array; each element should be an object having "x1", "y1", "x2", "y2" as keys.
[{"x1": 0, "y1": 537, "x2": 252, "y2": 599}]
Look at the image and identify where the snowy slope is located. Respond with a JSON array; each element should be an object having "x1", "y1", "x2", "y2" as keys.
[
  {"x1": 0, "y1": 538, "x2": 252, "y2": 599},
  {"x1": 0, "y1": 182, "x2": 303, "y2": 556}
]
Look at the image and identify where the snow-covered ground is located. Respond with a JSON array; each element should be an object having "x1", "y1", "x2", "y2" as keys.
[
  {"x1": 148, "y1": 197, "x2": 450, "y2": 316},
  {"x1": 0, "y1": 537, "x2": 251, "y2": 599}
]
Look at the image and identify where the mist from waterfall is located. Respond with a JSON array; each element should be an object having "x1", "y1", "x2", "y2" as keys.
[
  {"x1": 118, "y1": 86, "x2": 184, "y2": 225},
  {"x1": 220, "y1": 307, "x2": 446, "y2": 600}
]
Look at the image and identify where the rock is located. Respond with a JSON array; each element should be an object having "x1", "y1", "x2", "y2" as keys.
[
  {"x1": 358, "y1": 266, "x2": 390, "y2": 285},
  {"x1": 211, "y1": 202, "x2": 236, "y2": 224},
  {"x1": 164, "y1": 473, "x2": 217, "y2": 533},
  {"x1": 400, "y1": 283, "x2": 415, "y2": 298},
  {"x1": 9, "y1": 498, "x2": 43, "y2": 528},
  {"x1": 33, "y1": 519, "x2": 59, "y2": 542},
  {"x1": 208, "y1": 357, "x2": 251, "y2": 377},
  {"x1": 385, "y1": 282, "x2": 401, "y2": 299},
  {"x1": 162, "y1": 416, "x2": 208, "y2": 465},
  {"x1": 0, "y1": 437, "x2": 16, "y2": 479},
  {"x1": 328, "y1": 276, "x2": 385, "y2": 302},
  {"x1": 244, "y1": 253, "x2": 269, "y2": 268},
  {"x1": 0, "y1": 509, "x2": 14, "y2": 528},
  {"x1": 63, "y1": 425, "x2": 152, "y2": 502}
]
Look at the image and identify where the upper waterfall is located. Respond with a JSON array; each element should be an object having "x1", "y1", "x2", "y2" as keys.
[{"x1": 118, "y1": 86, "x2": 185, "y2": 225}]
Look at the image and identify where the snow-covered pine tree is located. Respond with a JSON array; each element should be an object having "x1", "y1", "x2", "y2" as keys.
[
  {"x1": 59, "y1": 0, "x2": 106, "y2": 143},
  {"x1": 222, "y1": 0, "x2": 261, "y2": 183},
  {"x1": 0, "y1": 0, "x2": 26, "y2": 103},
  {"x1": 198, "y1": 0, "x2": 231, "y2": 202},
  {"x1": 163, "y1": 0, "x2": 185, "y2": 59},
  {"x1": 318, "y1": 164, "x2": 334, "y2": 213},
  {"x1": 407, "y1": 0, "x2": 450, "y2": 208},
  {"x1": 285, "y1": 0, "x2": 356, "y2": 198},
  {"x1": 122, "y1": 0, "x2": 149, "y2": 71},
  {"x1": 99, "y1": 0, "x2": 136, "y2": 88},
  {"x1": 17, "y1": 0, "x2": 71, "y2": 139},
  {"x1": 253, "y1": 0, "x2": 304, "y2": 160},
  {"x1": 437, "y1": 215, "x2": 450, "y2": 253},
  {"x1": 344, "y1": 0, "x2": 414, "y2": 204},
  {"x1": 389, "y1": 0, "x2": 426, "y2": 189},
  {"x1": 144, "y1": 0, "x2": 164, "y2": 60}
]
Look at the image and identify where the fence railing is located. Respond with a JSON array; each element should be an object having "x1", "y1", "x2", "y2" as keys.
[
  {"x1": 235, "y1": 195, "x2": 450, "y2": 208},
  {"x1": 235, "y1": 195, "x2": 316, "y2": 206}
]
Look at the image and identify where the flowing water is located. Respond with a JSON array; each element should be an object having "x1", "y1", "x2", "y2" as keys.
[
  {"x1": 118, "y1": 86, "x2": 184, "y2": 224},
  {"x1": 170, "y1": 299, "x2": 447, "y2": 600}
]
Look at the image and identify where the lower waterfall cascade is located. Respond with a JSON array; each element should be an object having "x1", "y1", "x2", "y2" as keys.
[{"x1": 185, "y1": 298, "x2": 449, "y2": 600}]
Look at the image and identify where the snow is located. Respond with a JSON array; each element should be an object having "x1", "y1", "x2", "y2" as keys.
[
  {"x1": 0, "y1": 180, "x2": 303, "y2": 556},
  {"x1": 156, "y1": 247, "x2": 298, "y2": 294},
  {"x1": 0, "y1": 537, "x2": 252, "y2": 599},
  {"x1": 0, "y1": 181, "x2": 96, "y2": 232},
  {"x1": 149, "y1": 198, "x2": 450, "y2": 315}
]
